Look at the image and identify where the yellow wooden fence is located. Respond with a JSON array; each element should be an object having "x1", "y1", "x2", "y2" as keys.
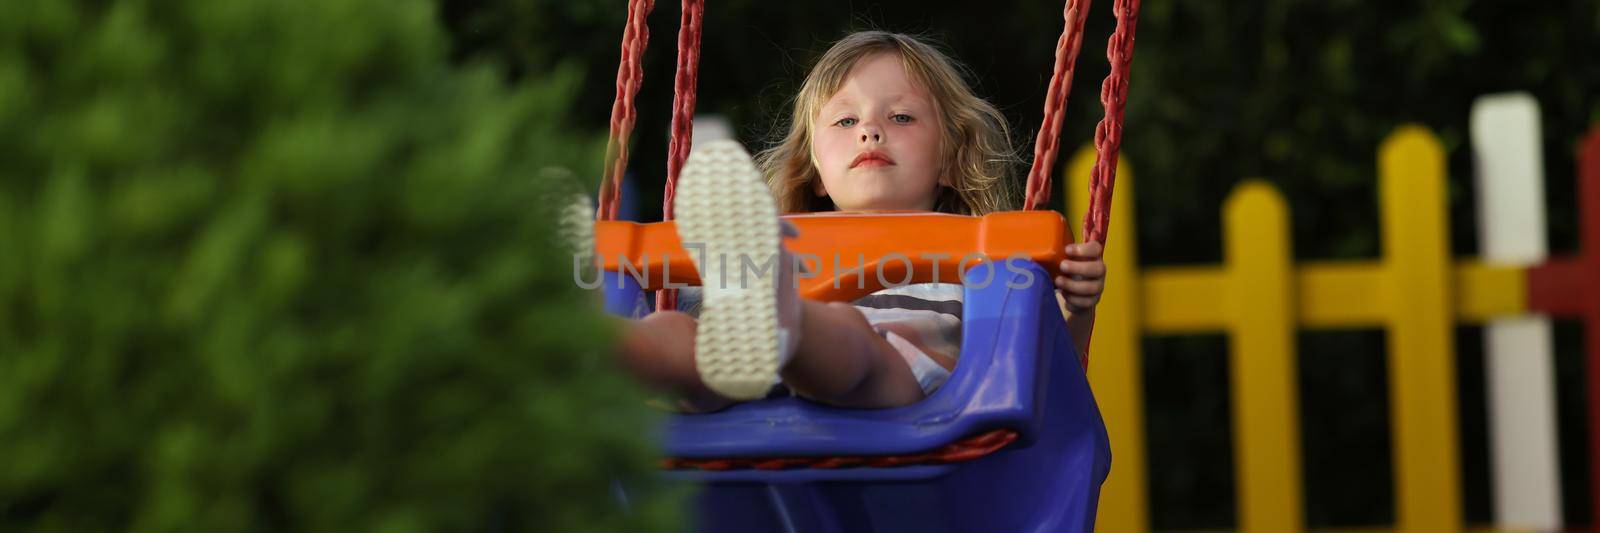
[{"x1": 1070, "y1": 126, "x2": 1528, "y2": 532}]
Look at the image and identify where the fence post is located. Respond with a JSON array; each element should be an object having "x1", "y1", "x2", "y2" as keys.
[
  {"x1": 1068, "y1": 146, "x2": 1149, "y2": 533},
  {"x1": 1583, "y1": 129, "x2": 1600, "y2": 531},
  {"x1": 1224, "y1": 181, "x2": 1303, "y2": 531},
  {"x1": 1526, "y1": 128, "x2": 1600, "y2": 527},
  {"x1": 1469, "y1": 92, "x2": 1562, "y2": 530},
  {"x1": 1379, "y1": 126, "x2": 1462, "y2": 532}
]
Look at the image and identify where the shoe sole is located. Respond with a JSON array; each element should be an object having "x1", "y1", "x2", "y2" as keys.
[
  {"x1": 540, "y1": 167, "x2": 600, "y2": 286},
  {"x1": 538, "y1": 167, "x2": 593, "y2": 257},
  {"x1": 674, "y1": 140, "x2": 782, "y2": 401}
]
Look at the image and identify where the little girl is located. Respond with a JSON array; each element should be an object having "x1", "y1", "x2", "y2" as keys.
[{"x1": 609, "y1": 31, "x2": 1106, "y2": 412}]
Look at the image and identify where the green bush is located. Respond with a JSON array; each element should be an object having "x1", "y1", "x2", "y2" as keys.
[{"x1": 0, "y1": 0, "x2": 677, "y2": 531}]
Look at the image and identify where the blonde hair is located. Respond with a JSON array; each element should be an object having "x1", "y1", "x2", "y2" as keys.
[{"x1": 756, "y1": 31, "x2": 1019, "y2": 215}]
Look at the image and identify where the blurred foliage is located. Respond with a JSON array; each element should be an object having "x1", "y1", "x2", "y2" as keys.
[
  {"x1": 0, "y1": 0, "x2": 677, "y2": 531},
  {"x1": 443, "y1": 0, "x2": 1600, "y2": 528}
]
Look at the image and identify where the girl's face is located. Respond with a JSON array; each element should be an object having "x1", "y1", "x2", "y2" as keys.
[{"x1": 810, "y1": 53, "x2": 944, "y2": 211}]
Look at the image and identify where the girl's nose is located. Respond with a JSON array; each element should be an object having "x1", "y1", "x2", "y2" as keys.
[{"x1": 859, "y1": 125, "x2": 883, "y2": 143}]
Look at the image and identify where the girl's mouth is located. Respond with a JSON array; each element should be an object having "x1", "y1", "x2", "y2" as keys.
[{"x1": 850, "y1": 151, "x2": 895, "y2": 168}]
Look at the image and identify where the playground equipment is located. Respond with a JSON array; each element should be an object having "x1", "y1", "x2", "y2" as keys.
[{"x1": 590, "y1": 0, "x2": 1142, "y2": 530}]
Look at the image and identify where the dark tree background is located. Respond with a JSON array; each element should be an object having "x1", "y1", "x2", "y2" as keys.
[{"x1": 445, "y1": 0, "x2": 1599, "y2": 529}]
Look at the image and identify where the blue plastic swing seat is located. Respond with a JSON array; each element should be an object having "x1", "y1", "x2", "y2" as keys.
[{"x1": 605, "y1": 259, "x2": 1112, "y2": 532}]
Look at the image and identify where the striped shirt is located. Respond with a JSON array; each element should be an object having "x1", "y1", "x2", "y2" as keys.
[
  {"x1": 849, "y1": 283, "x2": 963, "y2": 361},
  {"x1": 677, "y1": 283, "x2": 964, "y2": 361}
]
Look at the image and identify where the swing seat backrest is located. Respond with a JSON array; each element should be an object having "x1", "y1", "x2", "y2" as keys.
[{"x1": 595, "y1": 210, "x2": 1072, "y2": 302}]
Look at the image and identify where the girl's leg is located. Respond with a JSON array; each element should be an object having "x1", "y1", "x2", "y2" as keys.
[
  {"x1": 609, "y1": 300, "x2": 932, "y2": 411},
  {"x1": 779, "y1": 300, "x2": 929, "y2": 409},
  {"x1": 614, "y1": 311, "x2": 735, "y2": 413}
]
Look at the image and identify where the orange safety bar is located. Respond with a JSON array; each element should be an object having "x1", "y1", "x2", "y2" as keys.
[{"x1": 595, "y1": 211, "x2": 1073, "y2": 302}]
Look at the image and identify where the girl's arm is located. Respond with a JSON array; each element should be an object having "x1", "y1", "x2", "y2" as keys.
[{"x1": 1064, "y1": 300, "x2": 1096, "y2": 361}]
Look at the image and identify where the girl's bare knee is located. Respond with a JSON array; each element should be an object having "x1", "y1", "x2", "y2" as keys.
[
  {"x1": 823, "y1": 301, "x2": 872, "y2": 329},
  {"x1": 641, "y1": 310, "x2": 697, "y2": 331},
  {"x1": 823, "y1": 301, "x2": 855, "y2": 313},
  {"x1": 619, "y1": 311, "x2": 698, "y2": 384}
]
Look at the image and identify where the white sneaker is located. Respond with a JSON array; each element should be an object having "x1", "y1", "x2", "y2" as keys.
[
  {"x1": 540, "y1": 167, "x2": 599, "y2": 289},
  {"x1": 674, "y1": 140, "x2": 802, "y2": 400}
]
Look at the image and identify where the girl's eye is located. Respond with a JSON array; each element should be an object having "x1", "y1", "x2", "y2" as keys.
[
  {"x1": 891, "y1": 114, "x2": 914, "y2": 124},
  {"x1": 834, "y1": 117, "x2": 858, "y2": 127}
]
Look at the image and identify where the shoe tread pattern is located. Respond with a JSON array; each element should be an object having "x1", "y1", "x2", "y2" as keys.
[{"x1": 675, "y1": 140, "x2": 783, "y2": 401}]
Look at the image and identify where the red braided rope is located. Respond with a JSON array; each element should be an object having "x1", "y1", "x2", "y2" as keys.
[
  {"x1": 656, "y1": 0, "x2": 704, "y2": 313},
  {"x1": 1071, "y1": 0, "x2": 1140, "y2": 363},
  {"x1": 1022, "y1": 0, "x2": 1094, "y2": 212},
  {"x1": 598, "y1": 0, "x2": 656, "y2": 221},
  {"x1": 661, "y1": 429, "x2": 1019, "y2": 471},
  {"x1": 1083, "y1": 0, "x2": 1140, "y2": 246},
  {"x1": 662, "y1": 0, "x2": 702, "y2": 222}
]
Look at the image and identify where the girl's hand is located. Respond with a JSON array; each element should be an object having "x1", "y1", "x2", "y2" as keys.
[{"x1": 1055, "y1": 241, "x2": 1106, "y2": 314}]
